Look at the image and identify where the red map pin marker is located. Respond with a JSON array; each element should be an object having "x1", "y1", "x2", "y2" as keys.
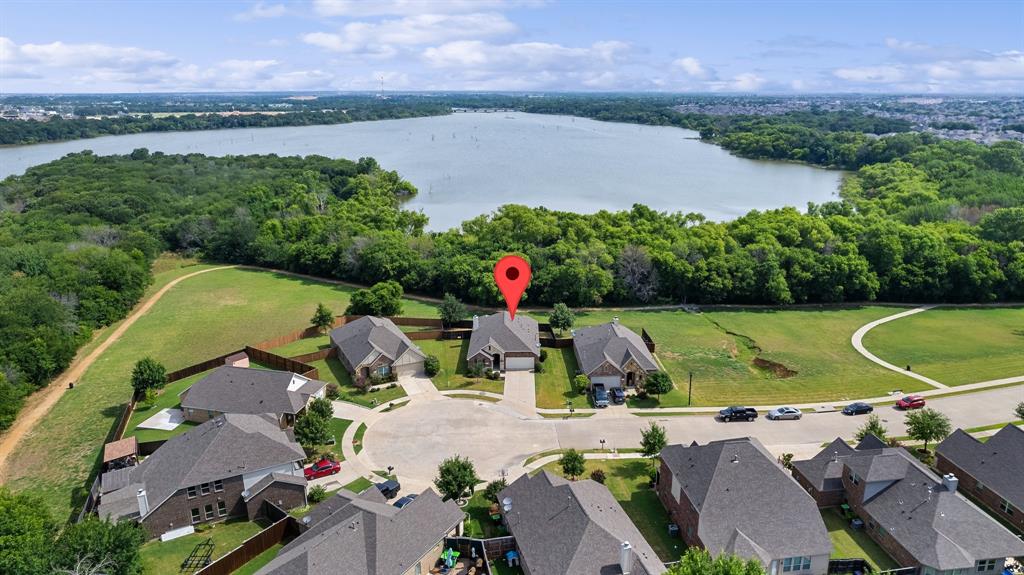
[{"x1": 494, "y1": 255, "x2": 531, "y2": 320}]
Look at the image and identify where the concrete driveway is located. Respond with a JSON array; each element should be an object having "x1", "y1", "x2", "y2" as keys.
[
  {"x1": 499, "y1": 370, "x2": 536, "y2": 417},
  {"x1": 362, "y1": 384, "x2": 1024, "y2": 486},
  {"x1": 397, "y1": 372, "x2": 439, "y2": 397}
]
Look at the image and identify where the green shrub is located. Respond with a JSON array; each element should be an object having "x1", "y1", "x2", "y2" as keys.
[
  {"x1": 539, "y1": 349, "x2": 548, "y2": 363},
  {"x1": 308, "y1": 485, "x2": 329, "y2": 504},
  {"x1": 424, "y1": 355, "x2": 440, "y2": 377},
  {"x1": 325, "y1": 383, "x2": 340, "y2": 400},
  {"x1": 589, "y1": 469, "x2": 606, "y2": 484}
]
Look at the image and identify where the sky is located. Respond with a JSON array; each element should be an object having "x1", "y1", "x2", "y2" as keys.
[{"x1": 1, "y1": 0, "x2": 1022, "y2": 94}]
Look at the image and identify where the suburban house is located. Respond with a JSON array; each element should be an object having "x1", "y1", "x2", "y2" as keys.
[
  {"x1": 791, "y1": 436, "x2": 1024, "y2": 574},
  {"x1": 330, "y1": 315, "x2": 427, "y2": 386},
  {"x1": 573, "y1": 320, "x2": 659, "y2": 389},
  {"x1": 499, "y1": 470, "x2": 667, "y2": 575},
  {"x1": 179, "y1": 366, "x2": 326, "y2": 428},
  {"x1": 466, "y1": 311, "x2": 539, "y2": 371},
  {"x1": 936, "y1": 424, "x2": 1024, "y2": 533},
  {"x1": 656, "y1": 438, "x2": 831, "y2": 574},
  {"x1": 98, "y1": 413, "x2": 307, "y2": 539},
  {"x1": 255, "y1": 487, "x2": 464, "y2": 575}
]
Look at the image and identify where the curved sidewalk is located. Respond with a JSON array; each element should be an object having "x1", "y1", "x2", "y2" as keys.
[{"x1": 850, "y1": 305, "x2": 947, "y2": 389}]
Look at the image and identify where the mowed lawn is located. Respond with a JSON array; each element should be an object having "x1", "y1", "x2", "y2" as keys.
[
  {"x1": 2, "y1": 265, "x2": 437, "y2": 522},
  {"x1": 534, "y1": 347, "x2": 587, "y2": 409},
  {"x1": 862, "y1": 306, "x2": 1024, "y2": 386},
  {"x1": 822, "y1": 508, "x2": 897, "y2": 570},
  {"x1": 417, "y1": 338, "x2": 505, "y2": 394},
  {"x1": 139, "y1": 517, "x2": 269, "y2": 574}
]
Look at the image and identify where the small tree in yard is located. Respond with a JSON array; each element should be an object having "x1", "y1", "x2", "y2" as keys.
[
  {"x1": 905, "y1": 408, "x2": 952, "y2": 452},
  {"x1": 424, "y1": 355, "x2": 440, "y2": 377},
  {"x1": 574, "y1": 374, "x2": 590, "y2": 394},
  {"x1": 559, "y1": 449, "x2": 586, "y2": 480},
  {"x1": 438, "y1": 294, "x2": 467, "y2": 328},
  {"x1": 548, "y1": 303, "x2": 575, "y2": 334},
  {"x1": 483, "y1": 478, "x2": 508, "y2": 503},
  {"x1": 435, "y1": 455, "x2": 480, "y2": 502},
  {"x1": 308, "y1": 397, "x2": 333, "y2": 420},
  {"x1": 855, "y1": 414, "x2": 888, "y2": 443},
  {"x1": 666, "y1": 548, "x2": 766, "y2": 575},
  {"x1": 641, "y1": 421, "x2": 668, "y2": 471},
  {"x1": 294, "y1": 412, "x2": 331, "y2": 448},
  {"x1": 1016, "y1": 401, "x2": 1024, "y2": 421},
  {"x1": 644, "y1": 371, "x2": 673, "y2": 398},
  {"x1": 310, "y1": 303, "x2": 334, "y2": 333},
  {"x1": 130, "y1": 357, "x2": 166, "y2": 397}
]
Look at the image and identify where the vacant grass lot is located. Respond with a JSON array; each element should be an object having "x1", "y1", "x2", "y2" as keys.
[
  {"x1": 1, "y1": 265, "x2": 437, "y2": 522},
  {"x1": 417, "y1": 338, "x2": 505, "y2": 394},
  {"x1": 862, "y1": 307, "x2": 1024, "y2": 386},
  {"x1": 822, "y1": 508, "x2": 897, "y2": 570},
  {"x1": 139, "y1": 517, "x2": 270, "y2": 575},
  {"x1": 540, "y1": 459, "x2": 684, "y2": 562}
]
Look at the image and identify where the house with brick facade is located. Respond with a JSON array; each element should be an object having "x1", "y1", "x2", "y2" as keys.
[
  {"x1": 573, "y1": 320, "x2": 658, "y2": 389},
  {"x1": 330, "y1": 316, "x2": 427, "y2": 386},
  {"x1": 97, "y1": 413, "x2": 307, "y2": 539},
  {"x1": 792, "y1": 437, "x2": 1024, "y2": 574},
  {"x1": 466, "y1": 311, "x2": 539, "y2": 372},
  {"x1": 936, "y1": 424, "x2": 1024, "y2": 533},
  {"x1": 255, "y1": 487, "x2": 463, "y2": 575},
  {"x1": 180, "y1": 366, "x2": 326, "y2": 428},
  {"x1": 499, "y1": 471, "x2": 666, "y2": 575}
]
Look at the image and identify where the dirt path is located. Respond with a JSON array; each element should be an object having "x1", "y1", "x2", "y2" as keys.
[{"x1": 0, "y1": 266, "x2": 236, "y2": 477}]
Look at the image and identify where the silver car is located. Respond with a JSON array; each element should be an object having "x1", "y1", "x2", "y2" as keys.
[{"x1": 768, "y1": 406, "x2": 802, "y2": 420}]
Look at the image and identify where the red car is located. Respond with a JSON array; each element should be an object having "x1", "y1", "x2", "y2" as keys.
[
  {"x1": 896, "y1": 395, "x2": 926, "y2": 410},
  {"x1": 304, "y1": 459, "x2": 341, "y2": 480}
]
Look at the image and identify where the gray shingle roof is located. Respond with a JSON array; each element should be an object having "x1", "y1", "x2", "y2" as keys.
[
  {"x1": 244, "y1": 472, "x2": 308, "y2": 502},
  {"x1": 790, "y1": 437, "x2": 856, "y2": 493},
  {"x1": 330, "y1": 316, "x2": 426, "y2": 371},
  {"x1": 499, "y1": 471, "x2": 666, "y2": 575},
  {"x1": 255, "y1": 488, "x2": 463, "y2": 575},
  {"x1": 660, "y1": 438, "x2": 831, "y2": 563},
  {"x1": 180, "y1": 366, "x2": 325, "y2": 416},
  {"x1": 98, "y1": 413, "x2": 305, "y2": 522},
  {"x1": 573, "y1": 322, "x2": 658, "y2": 376},
  {"x1": 467, "y1": 312, "x2": 539, "y2": 359},
  {"x1": 936, "y1": 425, "x2": 1024, "y2": 509}
]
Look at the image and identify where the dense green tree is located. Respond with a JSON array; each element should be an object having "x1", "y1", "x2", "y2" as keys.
[
  {"x1": 307, "y1": 397, "x2": 334, "y2": 420},
  {"x1": 559, "y1": 449, "x2": 586, "y2": 480},
  {"x1": 51, "y1": 516, "x2": 145, "y2": 575},
  {"x1": 0, "y1": 487, "x2": 58, "y2": 575},
  {"x1": 905, "y1": 408, "x2": 952, "y2": 451},
  {"x1": 310, "y1": 303, "x2": 334, "y2": 333},
  {"x1": 855, "y1": 414, "x2": 888, "y2": 443},
  {"x1": 644, "y1": 372, "x2": 673, "y2": 397},
  {"x1": 434, "y1": 455, "x2": 480, "y2": 501},
  {"x1": 483, "y1": 478, "x2": 508, "y2": 503},
  {"x1": 438, "y1": 293, "x2": 467, "y2": 328},
  {"x1": 548, "y1": 303, "x2": 575, "y2": 334},
  {"x1": 294, "y1": 412, "x2": 331, "y2": 448},
  {"x1": 345, "y1": 280, "x2": 404, "y2": 316},
  {"x1": 640, "y1": 421, "x2": 668, "y2": 465},
  {"x1": 666, "y1": 548, "x2": 767, "y2": 575},
  {"x1": 130, "y1": 357, "x2": 166, "y2": 397}
]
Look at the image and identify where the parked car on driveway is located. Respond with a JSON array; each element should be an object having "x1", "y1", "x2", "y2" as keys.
[
  {"x1": 592, "y1": 384, "x2": 610, "y2": 408},
  {"x1": 304, "y1": 458, "x2": 341, "y2": 480},
  {"x1": 842, "y1": 402, "x2": 874, "y2": 416},
  {"x1": 393, "y1": 493, "x2": 418, "y2": 508},
  {"x1": 610, "y1": 388, "x2": 626, "y2": 405},
  {"x1": 767, "y1": 406, "x2": 802, "y2": 420},
  {"x1": 375, "y1": 479, "x2": 401, "y2": 499},
  {"x1": 718, "y1": 406, "x2": 758, "y2": 422},
  {"x1": 896, "y1": 395, "x2": 926, "y2": 410}
]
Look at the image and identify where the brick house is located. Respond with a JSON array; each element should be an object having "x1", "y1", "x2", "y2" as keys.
[
  {"x1": 179, "y1": 366, "x2": 326, "y2": 428},
  {"x1": 572, "y1": 320, "x2": 659, "y2": 389},
  {"x1": 935, "y1": 424, "x2": 1024, "y2": 533},
  {"x1": 466, "y1": 312, "x2": 539, "y2": 372},
  {"x1": 98, "y1": 413, "x2": 307, "y2": 539},
  {"x1": 792, "y1": 436, "x2": 1024, "y2": 574},
  {"x1": 330, "y1": 316, "x2": 427, "y2": 387},
  {"x1": 656, "y1": 438, "x2": 831, "y2": 575}
]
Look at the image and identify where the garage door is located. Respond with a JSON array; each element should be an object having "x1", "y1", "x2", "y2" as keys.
[
  {"x1": 505, "y1": 356, "x2": 535, "y2": 371},
  {"x1": 395, "y1": 361, "x2": 424, "y2": 376},
  {"x1": 590, "y1": 375, "x2": 621, "y2": 388}
]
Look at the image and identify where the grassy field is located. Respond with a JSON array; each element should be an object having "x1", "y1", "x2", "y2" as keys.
[
  {"x1": 862, "y1": 307, "x2": 1024, "y2": 386},
  {"x1": 534, "y1": 347, "x2": 588, "y2": 409},
  {"x1": 540, "y1": 459, "x2": 683, "y2": 562},
  {"x1": 1, "y1": 265, "x2": 436, "y2": 522},
  {"x1": 464, "y1": 490, "x2": 509, "y2": 539},
  {"x1": 234, "y1": 542, "x2": 285, "y2": 575},
  {"x1": 139, "y1": 517, "x2": 269, "y2": 575},
  {"x1": 417, "y1": 338, "x2": 505, "y2": 394},
  {"x1": 822, "y1": 508, "x2": 897, "y2": 570}
]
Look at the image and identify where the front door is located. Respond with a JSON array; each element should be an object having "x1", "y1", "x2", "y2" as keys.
[
  {"x1": 626, "y1": 371, "x2": 635, "y2": 387},
  {"x1": 492, "y1": 353, "x2": 501, "y2": 370}
]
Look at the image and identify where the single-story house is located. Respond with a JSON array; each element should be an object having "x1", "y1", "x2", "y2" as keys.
[
  {"x1": 791, "y1": 436, "x2": 1024, "y2": 574},
  {"x1": 330, "y1": 316, "x2": 427, "y2": 386},
  {"x1": 179, "y1": 366, "x2": 326, "y2": 428},
  {"x1": 936, "y1": 424, "x2": 1024, "y2": 533},
  {"x1": 499, "y1": 470, "x2": 666, "y2": 575},
  {"x1": 657, "y1": 438, "x2": 831, "y2": 575},
  {"x1": 255, "y1": 487, "x2": 464, "y2": 575},
  {"x1": 466, "y1": 311, "x2": 539, "y2": 372},
  {"x1": 573, "y1": 320, "x2": 659, "y2": 389},
  {"x1": 98, "y1": 413, "x2": 307, "y2": 539}
]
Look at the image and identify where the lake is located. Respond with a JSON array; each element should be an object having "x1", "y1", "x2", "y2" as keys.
[{"x1": 0, "y1": 112, "x2": 843, "y2": 230}]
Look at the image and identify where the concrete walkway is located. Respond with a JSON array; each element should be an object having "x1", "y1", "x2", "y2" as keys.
[{"x1": 850, "y1": 305, "x2": 947, "y2": 389}]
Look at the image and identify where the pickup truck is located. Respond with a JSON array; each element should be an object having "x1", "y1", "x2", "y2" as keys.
[
  {"x1": 592, "y1": 383, "x2": 610, "y2": 408},
  {"x1": 718, "y1": 406, "x2": 758, "y2": 422}
]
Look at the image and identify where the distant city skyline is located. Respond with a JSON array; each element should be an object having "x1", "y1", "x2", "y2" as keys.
[{"x1": 1, "y1": 0, "x2": 1022, "y2": 94}]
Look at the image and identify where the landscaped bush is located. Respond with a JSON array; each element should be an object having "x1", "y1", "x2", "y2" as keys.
[
  {"x1": 574, "y1": 375, "x2": 590, "y2": 394},
  {"x1": 539, "y1": 349, "x2": 548, "y2": 363},
  {"x1": 534, "y1": 361, "x2": 544, "y2": 373},
  {"x1": 308, "y1": 485, "x2": 329, "y2": 504},
  {"x1": 325, "y1": 383, "x2": 340, "y2": 400},
  {"x1": 466, "y1": 363, "x2": 483, "y2": 378},
  {"x1": 424, "y1": 355, "x2": 440, "y2": 377},
  {"x1": 485, "y1": 368, "x2": 501, "y2": 381},
  {"x1": 590, "y1": 469, "x2": 606, "y2": 484}
]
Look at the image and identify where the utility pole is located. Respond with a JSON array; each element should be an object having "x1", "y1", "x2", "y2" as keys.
[{"x1": 688, "y1": 372, "x2": 693, "y2": 406}]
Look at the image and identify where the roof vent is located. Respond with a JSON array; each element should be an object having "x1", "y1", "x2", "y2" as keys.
[
  {"x1": 941, "y1": 473, "x2": 958, "y2": 493},
  {"x1": 731, "y1": 453, "x2": 740, "y2": 463},
  {"x1": 473, "y1": 315, "x2": 479, "y2": 330}
]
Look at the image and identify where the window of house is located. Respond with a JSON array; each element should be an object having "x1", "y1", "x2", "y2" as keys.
[
  {"x1": 848, "y1": 472, "x2": 860, "y2": 486},
  {"x1": 187, "y1": 485, "x2": 197, "y2": 499},
  {"x1": 781, "y1": 557, "x2": 811, "y2": 572},
  {"x1": 217, "y1": 501, "x2": 227, "y2": 517},
  {"x1": 976, "y1": 481, "x2": 985, "y2": 491},
  {"x1": 204, "y1": 504, "x2": 215, "y2": 520},
  {"x1": 415, "y1": 564, "x2": 422, "y2": 575},
  {"x1": 190, "y1": 508, "x2": 201, "y2": 523},
  {"x1": 213, "y1": 480, "x2": 223, "y2": 492},
  {"x1": 976, "y1": 559, "x2": 998, "y2": 572},
  {"x1": 1000, "y1": 499, "x2": 1014, "y2": 515},
  {"x1": 200, "y1": 483, "x2": 211, "y2": 496},
  {"x1": 377, "y1": 365, "x2": 391, "y2": 376}
]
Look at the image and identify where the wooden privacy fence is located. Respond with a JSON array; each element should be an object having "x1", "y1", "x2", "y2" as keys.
[
  {"x1": 195, "y1": 512, "x2": 299, "y2": 575},
  {"x1": 641, "y1": 328, "x2": 656, "y2": 352},
  {"x1": 286, "y1": 346, "x2": 336, "y2": 365}
]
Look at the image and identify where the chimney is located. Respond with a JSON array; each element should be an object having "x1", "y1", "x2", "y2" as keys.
[
  {"x1": 137, "y1": 489, "x2": 149, "y2": 517},
  {"x1": 612, "y1": 316, "x2": 619, "y2": 324},
  {"x1": 619, "y1": 541, "x2": 634, "y2": 575},
  {"x1": 472, "y1": 315, "x2": 479, "y2": 330},
  {"x1": 942, "y1": 473, "x2": 958, "y2": 493}
]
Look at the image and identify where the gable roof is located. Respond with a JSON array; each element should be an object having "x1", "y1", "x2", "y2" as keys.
[
  {"x1": 255, "y1": 489, "x2": 463, "y2": 575},
  {"x1": 936, "y1": 425, "x2": 1024, "y2": 508},
  {"x1": 98, "y1": 413, "x2": 305, "y2": 522},
  {"x1": 573, "y1": 322, "x2": 658, "y2": 376},
  {"x1": 499, "y1": 471, "x2": 666, "y2": 575},
  {"x1": 660, "y1": 438, "x2": 831, "y2": 563},
  {"x1": 330, "y1": 316, "x2": 426, "y2": 370},
  {"x1": 180, "y1": 366, "x2": 325, "y2": 416},
  {"x1": 467, "y1": 312, "x2": 539, "y2": 359},
  {"x1": 790, "y1": 437, "x2": 857, "y2": 494}
]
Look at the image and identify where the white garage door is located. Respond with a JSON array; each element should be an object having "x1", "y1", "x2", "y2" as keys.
[
  {"x1": 505, "y1": 356, "x2": 535, "y2": 371},
  {"x1": 590, "y1": 375, "x2": 621, "y2": 388},
  {"x1": 395, "y1": 361, "x2": 424, "y2": 376}
]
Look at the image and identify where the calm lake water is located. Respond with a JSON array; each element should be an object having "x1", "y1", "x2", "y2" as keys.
[{"x1": 0, "y1": 113, "x2": 842, "y2": 230}]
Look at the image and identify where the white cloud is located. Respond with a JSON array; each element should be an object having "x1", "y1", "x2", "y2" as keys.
[
  {"x1": 833, "y1": 65, "x2": 905, "y2": 83},
  {"x1": 302, "y1": 12, "x2": 515, "y2": 57},
  {"x1": 672, "y1": 56, "x2": 707, "y2": 77},
  {"x1": 312, "y1": 0, "x2": 528, "y2": 17},
  {"x1": 234, "y1": 2, "x2": 288, "y2": 21}
]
